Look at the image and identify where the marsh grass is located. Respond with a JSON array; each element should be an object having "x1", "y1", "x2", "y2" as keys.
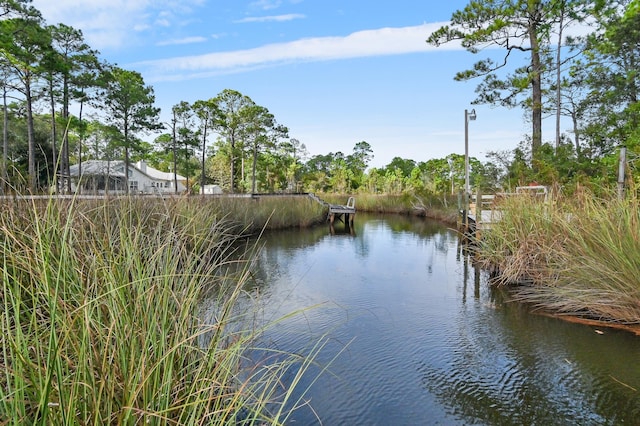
[
  {"x1": 320, "y1": 193, "x2": 458, "y2": 222},
  {"x1": 189, "y1": 195, "x2": 327, "y2": 233},
  {"x1": 477, "y1": 192, "x2": 640, "y2": 324},
  {"x1": 0, "y1": 195, "x2": 329, "y2": 424}
]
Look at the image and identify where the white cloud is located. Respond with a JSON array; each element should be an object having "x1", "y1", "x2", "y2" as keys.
[
  {"x1": 31, "y1": 0, "x2": 203, "y2": 50},
  {"x1": 235, "y1": 13, "x2": 305, "y2": 23},
  {"x1": 249, "y1": 0, "x2": 283, "y2": 11},
  {"x1": 155, "y1": 18, "x2": 171, "y2": 27},
  {"x1": 157, "y1": 36, "x2": 208, "y2": 46},
  {"x1": 137, "y1": 23, "x2": 462, "y2": 81}
]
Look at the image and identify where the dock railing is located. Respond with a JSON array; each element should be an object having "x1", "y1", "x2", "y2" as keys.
[
  {"x1": 328, "y1": 196, "x2": 356, "y2": 225},
  {"x1": 463, "y1": 185, "x2": 548, "y2": 238}
]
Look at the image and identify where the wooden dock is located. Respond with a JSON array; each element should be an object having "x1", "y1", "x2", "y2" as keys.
[
  {"x1": 466, "y1": 194, "x2": 502, "y2": 237},
  {"x1": 328, "y1": 196, "x2": 356, "y2": 226},
  {"x1": 306, "y1": 193, "x2": 356, "y2": 227},
  {"x1": 462, "y1": 185, "x2": 548, "y2": 239}
]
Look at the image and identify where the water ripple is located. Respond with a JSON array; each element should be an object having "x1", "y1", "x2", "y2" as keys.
[{"x1": 225, "y1": 215, "x2": 640, "y2": 425}]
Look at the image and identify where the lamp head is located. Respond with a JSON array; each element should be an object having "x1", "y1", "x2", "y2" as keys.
[{"x1": 468, "y1": 108, "x2": 476, "y2": 121}]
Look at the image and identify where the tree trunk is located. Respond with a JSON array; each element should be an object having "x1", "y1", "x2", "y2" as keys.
[
  {"x1": 2, "y1": 85, "x2": 8, "y2": 195},
  {"x1": 49, "y1": 79, "x2": 58, "y2": 193},
  {"x1": 555, "y1": 2, "x2": 564, "y2": 151},
  {"x1": 62, "y1": 75, "x2": 71, "y2": 193},
  {"x1": 529, "y1": 18, "x2": 543, "y2": 160},
  {"x1": 74, "y1": 99, "x2": 83, "y2": 193},
  {"x1": 184, "y1": 142, "x2": 190, "y2": 193},
  {"x1": 241, "y1": 155, "x2": 245, "y2": 193},
  {"x1": 572, "y1": 111, "x2": 580, "y2": 155},
  {"x1": 230, "y1": 133, "x2": 236, "y2": 194},
  {"x1": 251, "y1": 143, "x2": 257, "y2": 193},
  {"x1": 172, "y1": 112, "x2": 177, "y2": 193},
  {"x1": 200, "y1": 119, "x2": 208, "y2": 194},
  {"x1": 124, "y1": 115, "x2": 130, "y2": 195},
  {"x1": 25, "y1": 76, "x2": 36, "y2": 192}
]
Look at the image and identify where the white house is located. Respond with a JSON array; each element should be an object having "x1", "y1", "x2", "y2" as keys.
[{"x1": 68, "y1": 160, "x2": 187, "y2": 194}]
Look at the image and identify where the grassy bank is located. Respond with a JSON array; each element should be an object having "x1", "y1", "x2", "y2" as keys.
[
  {"x1": 189, "y1": 194, "x2": 327, "y2": 233},
  {"x1": 0, "y1": 196, "x2": 326, "y2": 424},
  {"x1": 475, "y1": 193, "x2": 640, "y2": 326},
  {"x1": 319, "y1": 193, "x2": 459, "y2": 224}
]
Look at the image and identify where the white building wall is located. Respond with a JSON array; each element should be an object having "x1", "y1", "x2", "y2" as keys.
[{"x1": 130, "y1": 165, "x2": 187, "y2": 194}]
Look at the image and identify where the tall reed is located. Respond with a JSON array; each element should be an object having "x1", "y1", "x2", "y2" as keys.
[
  {"x1": 0, "y1": 196, "x2": 325, "y2": 424},
  {"x1": 188, "y1": 195, "x2": 327, "y2": 233},
  {"x1": 476, "y1": 192, "x2": 640, "y2": 324},
  {"x1": 320, "y1": 193, "x2": 458, "y2": 221}
]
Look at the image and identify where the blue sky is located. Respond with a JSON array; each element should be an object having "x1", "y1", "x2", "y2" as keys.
[{"x1": 32, "y1": 0, "x2": 552, "y2": 169}]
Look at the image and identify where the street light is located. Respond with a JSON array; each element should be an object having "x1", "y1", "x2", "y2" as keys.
[{"x1": 464, "y1": 108, "x2": 476, "y2": 230}]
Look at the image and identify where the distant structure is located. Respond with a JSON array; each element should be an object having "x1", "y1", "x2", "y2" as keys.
[
  {"x1": 67, "y1": 160, "x2": 187, "y2": 194},
  {"x1": 201, "y1": 184, "x2": 223, "y2": 195}
]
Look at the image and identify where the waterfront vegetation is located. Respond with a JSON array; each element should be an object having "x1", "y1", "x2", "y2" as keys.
[
  {"x1": 2, "y1": 0, "x2": 640, "y2": 422},
  {"x1": 475, "y1": 190, "x2": 640, "y2": 327},
  {"x1": 0, "y1": 196, "x2": 328, "y2": 424},
  {"x1": 320, "y1": 192, "x2": 459, "y2": 224},
  {"x1": 187, "y1": 194, "x2": 327, "y2": 233},
  {"x1": 2, "y1": 186, "x2": 640, "y2": 424}
]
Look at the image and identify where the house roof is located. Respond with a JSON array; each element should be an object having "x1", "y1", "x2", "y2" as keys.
[
  {"x1": 69, "y1": 160, "x2": 185, "y2": 181},
  {"x1": 140, "y1": 165, "x2": 184, "y2": 181},
  {"x1": 69, "y1": 160, "x2": 126, "y2": 177}
]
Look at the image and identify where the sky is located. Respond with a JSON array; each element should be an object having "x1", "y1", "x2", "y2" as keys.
[{"x1": 30, "y1": 0, "x2": 561, "y2": 169}]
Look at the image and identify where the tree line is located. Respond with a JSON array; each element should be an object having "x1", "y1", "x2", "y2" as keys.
[
  {"x1": 1, "y1": 0, "x2": 639, "y2": 197},
  {"x1": 429, "y1": 0, "x2": 640, "y2": 195}
]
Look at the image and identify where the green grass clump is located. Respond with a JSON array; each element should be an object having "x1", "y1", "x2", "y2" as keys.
[
  {"x1": 476, "y1": 192, "x2": 640, "y2": 324},
  {"x1": 0, "y1": 196, "x2": 325, "y2": 424}
]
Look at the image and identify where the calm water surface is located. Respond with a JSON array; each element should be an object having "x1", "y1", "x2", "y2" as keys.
[{"x1": 218, "y1": 213, "x2": 640, "y2": 425}]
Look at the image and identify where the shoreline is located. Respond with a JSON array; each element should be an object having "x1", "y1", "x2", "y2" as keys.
[{"x1": 535, "y1": 311, "x2": 640, "y2": 336}]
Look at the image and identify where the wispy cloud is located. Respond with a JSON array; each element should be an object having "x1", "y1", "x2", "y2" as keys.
[
  {"x1": 31, "y1": 0, "x2": 204, "y2": 50},
  {"x1": 157, "y1": 36, "x2": 208, "y2": 46},
  {"x1": 235, "y1": 13, "x2": 305, "y2": 23},
  {"x1": 137, "y1": 23, "x2": 460, "y2": 81},
  {"x1": 249, "y1": 0, "x2": 283, "y2": 11}
]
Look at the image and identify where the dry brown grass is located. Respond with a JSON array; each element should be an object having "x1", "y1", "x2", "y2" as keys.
[{"x1": 476, "y1": 192, "x2": 640, "y2": 324}]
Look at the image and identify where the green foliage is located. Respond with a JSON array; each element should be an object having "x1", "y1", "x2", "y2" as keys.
[
  {"x1": 384, "y1": 156, "x2": 415, "y2": 178},
  {"x1": 0, "y1": 0, "x2": 42, "y2": 19},
  {"x1": 192, "y1": 98, "x2": 220, "y2": 192},
  {"x1": 578, "y1": 0, "x2": 640, "y2": 155},
  {"x1": 170, "y1": 101, "x2": 200, "y2": 191},
  {"x1": 212, "y1": 89, "x2": 254, "y2": 193},
  {"x1": 427, "y1": 0, "x2": 591, "y2": 158},
  {"x1": 3, "y1": 1, "x2": 640, "y2": 198},
  {"x1": 101, "y1": 66, "x2": 160, "y2": 192},
  {"x1": 47, "y1": 22, "x2": 100, "y2": 191},
  {"x1": 0, "y1": 12, "x2": 52, "y2": 190}
]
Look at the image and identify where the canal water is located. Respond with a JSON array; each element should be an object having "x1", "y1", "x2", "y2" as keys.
[{"x1": 229, "y1": 213, "x2": 640, "y2": 424}]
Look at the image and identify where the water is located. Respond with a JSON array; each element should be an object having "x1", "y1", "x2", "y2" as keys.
[{"x1": 215, "y1": 213, "x2": 640, "y2": 425}]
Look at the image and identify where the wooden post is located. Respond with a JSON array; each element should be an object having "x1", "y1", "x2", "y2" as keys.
[
  {"x1": 475, "y1": 187, "x2": 481, "y2": 240},
  {"x1": 463, "y1": 191, "x2": 469, "y2": 232}
]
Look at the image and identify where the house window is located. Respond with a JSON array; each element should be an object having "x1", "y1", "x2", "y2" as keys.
[
  {"x1": 129, "y1": 180, "x2": 138, "y2": 191},
  {"x1": 165, "y1": 182, "x2": 170, "y2": 188}
]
